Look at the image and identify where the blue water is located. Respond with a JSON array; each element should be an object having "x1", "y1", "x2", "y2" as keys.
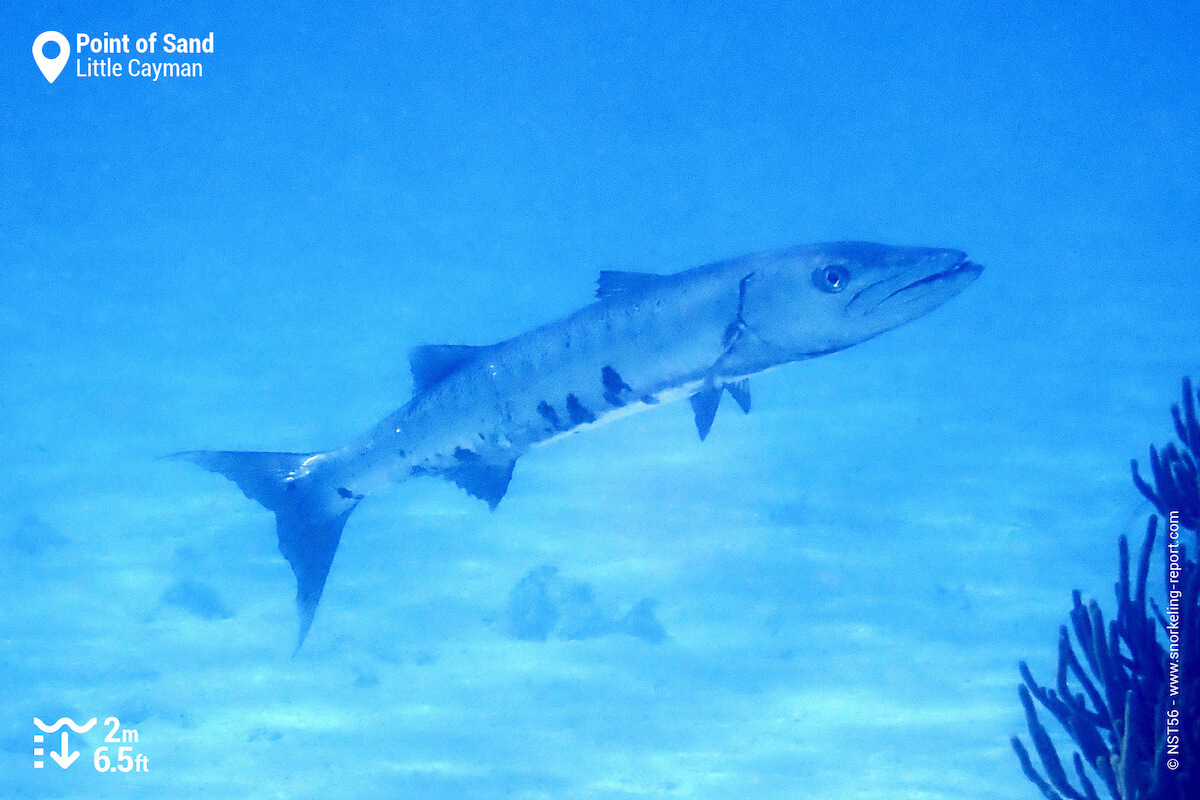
[{"x1": 3, "y1": 2, "x2": 1198, "y2": 798}]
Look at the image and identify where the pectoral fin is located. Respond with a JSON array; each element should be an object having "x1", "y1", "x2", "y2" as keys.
[{"x1": 689, "y1": 384, "x2": 722, "y2": 441}]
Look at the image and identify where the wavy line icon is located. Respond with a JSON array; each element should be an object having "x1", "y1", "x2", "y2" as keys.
[{"x1": 34, "y1": 717, "x2": 97, "y2": 733}]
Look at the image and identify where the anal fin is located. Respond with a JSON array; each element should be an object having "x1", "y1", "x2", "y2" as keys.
[{"x1": 444, "y1": 460, "x2": 517, "y2": 510}]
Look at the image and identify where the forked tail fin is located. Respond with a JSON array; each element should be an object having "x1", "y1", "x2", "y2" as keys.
[{"x1": 169, "y1": 450, "x2": 359, "y2": 653}]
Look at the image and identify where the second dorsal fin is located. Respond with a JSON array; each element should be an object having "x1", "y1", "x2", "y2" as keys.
[
  {"x1": 596, "y1": 271, "x2": 671, "y2": 299},
  {"x1": 409, "y1": 344, "x2": 484, "y2": 394}
]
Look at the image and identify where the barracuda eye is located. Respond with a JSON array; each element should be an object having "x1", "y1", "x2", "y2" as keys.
[{"x1": 813, "y1": 265, "x2": 847, "y2": 293}]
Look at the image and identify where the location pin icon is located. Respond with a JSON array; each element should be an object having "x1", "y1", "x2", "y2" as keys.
[{"x1": 33, "y1": 31, "x2": 70, "y2": 83}]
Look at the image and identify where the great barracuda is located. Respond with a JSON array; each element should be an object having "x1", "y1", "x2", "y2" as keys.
[{"x1": 173, "y1": 241, "x2": 981, "y2": 649}]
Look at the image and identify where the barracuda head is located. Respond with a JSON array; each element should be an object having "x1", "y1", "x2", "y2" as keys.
[{"x1": 728, "y1": 241, "x2": 982, "y2": 370}]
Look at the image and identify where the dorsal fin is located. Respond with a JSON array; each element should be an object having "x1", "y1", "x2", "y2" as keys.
[
  {"x1": 596, "y1": 271, "x2": 671, "y2": 299},
  {"x1": 409, "y1": 344, "x2": 483, "y2": 394}
]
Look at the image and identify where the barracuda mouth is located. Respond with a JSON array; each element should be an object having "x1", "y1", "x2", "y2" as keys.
[
  {"x1": 880, "y1": 260, "x2": 983, "y2": 306},
  {"x1": 849, "y1": 255, "x2": 983, "y2": 316}
]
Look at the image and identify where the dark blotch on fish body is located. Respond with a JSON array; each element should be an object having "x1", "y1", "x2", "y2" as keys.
[
  {"x1": 537, "y1": 400, "x2": 565, "y2": 431},
  {"x1": 453, "y1": 447, "x2": 480, "y2": 462},
  {"x1": 601, "y1": 366, "x2": 633, "y2": 407},
  {"x1": 566, "y1": 394, "x2": 596, "y2": 425}
]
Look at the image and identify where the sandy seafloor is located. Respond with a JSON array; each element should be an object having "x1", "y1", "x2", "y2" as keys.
[{"x1": 2, "y1": 2, "x2": 1199, "y2": 798}]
